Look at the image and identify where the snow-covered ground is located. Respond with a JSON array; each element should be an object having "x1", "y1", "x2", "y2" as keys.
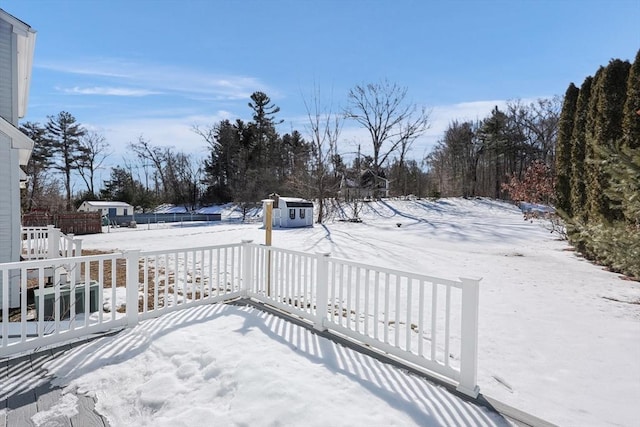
[{"x1": 45, "y1": 198, "x2": 639, "y2": 426}]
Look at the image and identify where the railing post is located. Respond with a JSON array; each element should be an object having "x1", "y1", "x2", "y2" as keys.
[
  {"x1": 126, "y1": 250, "x2": 141, "y2": 328},
  {"x1": 314, "y1": 252, "x2": 331, "y2": 332},
  {"x1": 74, "y1": 238, "x2": 83, "y2": 281},
  {"x1": 241, "y1": 240, "x2": 254, "y2": 297},
  {"x1": 47, "y1": 225, "x2": 59, "y2": 259},
  {"x1": 457, "y1": 277, "x2": 481, "y2": 397}
]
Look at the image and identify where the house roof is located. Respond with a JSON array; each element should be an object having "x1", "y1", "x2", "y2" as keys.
[
  {"x1": 0, "y1": 116, "x2": 33, "y2": 166},
  {"x1": 83, "y1": 201, "x2": 133, "y2": 208},
  {"x1": 0, "y1": 9, "x2": 36, "y2": 119}
]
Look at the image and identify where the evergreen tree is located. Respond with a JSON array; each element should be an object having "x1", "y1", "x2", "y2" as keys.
[
  {"x1": 20, "y1": 122, "x2": 53, "y2": 211},
  {"x1": 555, "y1": 84, "x2": 579, "y2": 215},
  {"x1": 622, "y1": 50, "x2": 640, "y2": 150},
  {"x1": 587, "y1": 60, "x2": 630, "y2": 220},
  {"x1": 45, "y1": 111, "x2": 86, "y2": 211},
  {"x1": 570, "y1": 76, "x2": 593, "y2": 221}
]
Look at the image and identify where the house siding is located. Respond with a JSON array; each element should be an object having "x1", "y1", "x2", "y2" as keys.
[
  {"x1": 0, "y1": 132, "x2": 16, "y2": 263},
  {"x1": 0, "y1": 18, "x2": 14, "y2": 122}
]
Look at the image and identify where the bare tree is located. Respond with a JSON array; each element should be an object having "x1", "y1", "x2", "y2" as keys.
[
  {"x1": 76, "y1": 130, "x2": 111, "y2": 197},
  {"x1": 345, "y1": 79, "x2": 430, "y2": 175},
  {"x1": 128, "y1": 136, "x2": 169, "y2": 196},
  {"x1": 302, "y1": 85, "x2": 342, "y2": 223}
]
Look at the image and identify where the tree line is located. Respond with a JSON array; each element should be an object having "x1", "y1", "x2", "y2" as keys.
[
  {"x1": 20, "y1": 80, "x2": 432, "y2": 222},
  {"x1": 554, "y1": 51, "x2": 639, "y2": 279},
  {"x1": 425, "y1": 98, "x2": 561, "y2": 199}
]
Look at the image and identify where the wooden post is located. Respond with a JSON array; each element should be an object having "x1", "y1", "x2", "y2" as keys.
[{"x1": 265, "y1": 200, "x2": 273, "y2": 246}]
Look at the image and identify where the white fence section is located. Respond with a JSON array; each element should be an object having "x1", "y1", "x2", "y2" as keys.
[
  {"x1": 0, "y1": 241, "x2": 480, "y2": 396},
  {"x1": 245, "y1": 244, "x2": 480, "y2": 396},
  {"x1": 21, "y1": 225, "x2": 83, "y2": 260}
]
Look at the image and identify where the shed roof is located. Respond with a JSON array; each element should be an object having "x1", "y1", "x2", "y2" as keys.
[
  {"x1": 279, "y1": 197, "x2": 313, "y2": 208},
  {"x1": 83, "y1": 201, "x2": 133, "y2": 208}
]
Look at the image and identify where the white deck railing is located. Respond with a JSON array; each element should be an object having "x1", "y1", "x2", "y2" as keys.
[
  {"x1": 21, "y1": 225, "x2": 83, "y2": 260},
  {"x1": 0, "y1": 241, "x2": 480, "y2": 396}
]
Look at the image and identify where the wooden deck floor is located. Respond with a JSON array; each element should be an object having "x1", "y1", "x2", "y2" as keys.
[{"x1": 1, "y1": 344, "x2": 108, "y2": 427}]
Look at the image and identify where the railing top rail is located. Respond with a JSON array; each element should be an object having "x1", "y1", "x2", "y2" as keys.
[
  {"x1": 140, "y1": 242, "x2": 243, "y2": 257},
  {"x1": 327, "y1": 256, "x2": 464, "y2": 288},
  {"x1": 249, "y1": 243, "x2": 464, "y2": 288},
  {"x1": 249, "y1": 243, "x2": 319, "y2": 258},
  {"x1": 0, "y1": 252, "x2": 126, "y2": 270}
]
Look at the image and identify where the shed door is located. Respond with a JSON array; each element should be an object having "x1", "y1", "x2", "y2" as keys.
[{"x1": 108, "y1": 208, "x2": 117, "y2": 217}]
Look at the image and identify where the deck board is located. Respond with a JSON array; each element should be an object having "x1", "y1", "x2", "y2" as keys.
[
  {"x1": 2, "y1": 340, "x2": 109, "y2": 426},
  {"x1": 34, "y1": 384, "x2": 72, "y2": 427},
  {"x1": 6, "y1": 389, "x2": 37, "y2": 426}
]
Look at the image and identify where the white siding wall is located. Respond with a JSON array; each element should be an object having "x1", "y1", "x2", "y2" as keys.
[
  {"x1": 0, "y1": 19, "x2": 14, "y2": 122},
  {"x1": 0, "y1": 132, "x2": 19, "y2": 262}
]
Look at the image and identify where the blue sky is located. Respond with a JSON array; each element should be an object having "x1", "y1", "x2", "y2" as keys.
[{"x1": 3, "y1": 0, "x2": 639, "y2": 175}]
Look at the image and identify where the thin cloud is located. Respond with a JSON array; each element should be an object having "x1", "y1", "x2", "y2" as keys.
[
  {"x1": 39, "y1": 57, "x2": 270, "y2": 101},
  {"x1": 59, "y1": 86, "x2": 162, "y2": 96}
]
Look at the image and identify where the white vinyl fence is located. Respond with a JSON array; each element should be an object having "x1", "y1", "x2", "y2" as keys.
[
  {"x1": 21, "y1": 225, "x2": 83, "y2": 260},
  {"x1": 0, "y1": 241, "x2": 480, "y2": 396}
]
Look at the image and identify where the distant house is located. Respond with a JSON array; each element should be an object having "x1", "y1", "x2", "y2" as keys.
[
  {"x1": 263, "y1": 194, "x2": 313, "y2": 228},
  {"x1": 0, "y1": 8, "x2": 36, "y2": 266},
  {"x1": 78, "y1": 201, "x2": 134, "y2": 217},
  {"x1": 339, "y1": 169, "x2": 390, "y2": 200}
]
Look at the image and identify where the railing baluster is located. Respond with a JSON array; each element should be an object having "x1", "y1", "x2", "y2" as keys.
[
  {"x1": 373, "y1": 271, "x2": 379, "y2": 340},
  {"x1": 207, "y1": 249, "x2": 213, "y2": 299},
  {"x1": 2, "y1": 270, "x2": 8, "y2": 347},
  {"x1": 346, "y1": 265, "x2": 352, "y2": 329},
  {"x1": 20, "y1": 268, "x2": 27, "y2": 341},
  {"x1": 364, "y1": 269, "x2": 370, "y2": 336},
  {"x1": 383, "y1": 273, "x2": 390, "y2": 344},
  {"x1": 98, "y1": 259, "x2": 104, "y2": 323},
  {"x1": 355, "y1": 267, "x2": 361, "y2": 334},
  {"x1": 431, "y1": 282, "x2": 438, "y2": 362},
  {"x1": 406, "y1": 278, "x2": 412, "y2": 352},
  {"x1": 111, "y1": 256, "x2": 117, "y2": 320},
  {"x1": 418, "y1": 279, "x2": 425, "y2": 357},
  {"x1": 38, "y1": 267, "x2": 45, "y2": 336},
  {"x1": 445, "y1": 284, "x2": 451, "y2": 367},
  {"x1": 143, "y1": 256, "x2": 149, "y2": 313},
  {"x1": 394, "y1": 275, "x2": 401, "y2": 348}
]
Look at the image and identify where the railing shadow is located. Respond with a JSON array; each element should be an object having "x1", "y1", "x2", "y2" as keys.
[{"x1": 23, "y1": 302, "x2": 508, "y2": 426}]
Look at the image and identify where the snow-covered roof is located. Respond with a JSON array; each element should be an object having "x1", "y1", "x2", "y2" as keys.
[
  {"x1": 152, "y1": 204, "x2": 188, "y2": 214},
  {"x1": 278, "y1": 197, "x2": 313, "y2": 208},
  {"x1": 196, "y1": 206, "x2": 222, "y2": 214},
  {"x1": 84, "y1": 201, "x2": 133, "y2": 208}
]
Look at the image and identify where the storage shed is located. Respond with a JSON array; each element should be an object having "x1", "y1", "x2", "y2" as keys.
[
  {"x1": 78, "y1": 200, "x2": 134, "y2": 217},
  {"x1": 263, "y1": 195, "x2": 313, "y2": 228}
]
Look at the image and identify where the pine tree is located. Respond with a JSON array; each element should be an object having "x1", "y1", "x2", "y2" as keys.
[
  {"x1": 555, "y1": 83, "x2": 579, "y2": 216},
  {"x1": 45, "y1": 111, "x2": 86, "y2": 211},
  {"x1": 570, "y1": 76, "x2": 593, "y2": 221},
  {"x1": 622, "y1": 50, "x2": 640, "y2": 150},
  {"x1": 20, "y1": 122, "x2": 53, "y2": 211},
  {"x1": 586, "y1": 60, "x2": 630, "y2": 221}
]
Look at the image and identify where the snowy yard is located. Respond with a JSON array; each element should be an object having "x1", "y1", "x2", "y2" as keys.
[{"x1": 42, "y1": 198, "x2": 639, "y2": 426}]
